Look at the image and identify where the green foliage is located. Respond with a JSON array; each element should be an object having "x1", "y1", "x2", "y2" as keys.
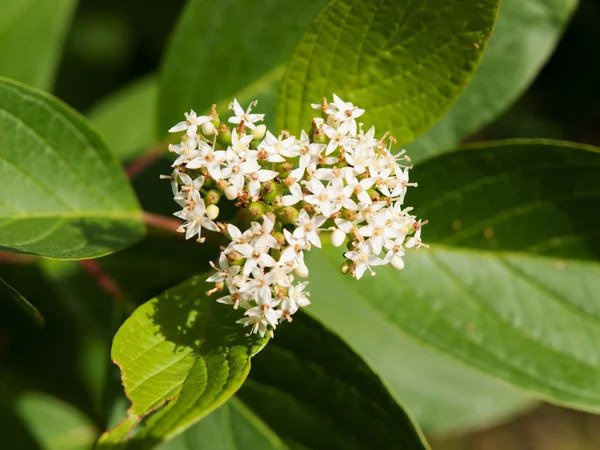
[
  {"x1": 0, "y1": 78, "x2": 145, "y2": 259},
  {"x1": 158, "y1": 399, "x2": 287, "y2": 450},
  {"x1": 88, "y1": 76, "x2": 159, "y2": 161},
  {"x1": 97, "y1": 275, "x2": 269, "y2": 448},
  {"x1": 308, "y1": 140, "x2": 600, "y2": 412},
  {"x1": 158, "y1": 0, "x2": 331, "y2": 133},
  {"x1": 14, "y1": 391, "x2": 98, "y2": 450},
  {"x1": 240, "y1": 312, "x2": 428, "y2": 449},
  {"x1": 409, "y1": 0, "x2": 579, "y2": 161},
  {"x1": 277, "y1": 0, "x2": 500, "y2": 143},
  {"x1": 0, "y1": 0, "x2": 77, "y2": 91}
]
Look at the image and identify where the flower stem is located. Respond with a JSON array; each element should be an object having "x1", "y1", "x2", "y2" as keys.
[
  {"x1": 143, "y1": 212, "x2": 182, "y2": 234},
  {"x1": 125, "y1": 144, "x2": 166, "y2": 179}
]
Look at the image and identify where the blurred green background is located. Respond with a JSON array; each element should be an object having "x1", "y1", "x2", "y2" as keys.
[{"x1": 3, "y1": 0, "x2": 600, "y2": 448}]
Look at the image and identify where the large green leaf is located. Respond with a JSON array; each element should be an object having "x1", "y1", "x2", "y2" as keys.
[
  {"x1": 15, "y1": 391, "x2": 98, "y2": 450},
  {"x1": 0, "y1": 77, "x2": 144, "y2": 259},
  {"x1": 277, "y1": 0, "x2": 500, "y2": 143},
  {"x1": 158, "y1": 399, "x2": 286, "y2": 450},
  {"x1": 88, "y1": 75, "x2": 159, "y2": 161},
  {"x1": 307, "y1": 140, "x2": 600, "y2": 412},
  {"x1": 0, "y1": 0, "x2": 77, "y2": 91},
  {"x1": 240, "y1": 311, "x2": 428, "y2": 449},
  {"x1": 409, "y1": 0, "x2": 579, "y2": 161},
  {"x1": 97, "y1": 275, "x2": 269, "y2": 449},
  {"x1": 158, "y1": 0, "x2": 330, "y2": 133}
]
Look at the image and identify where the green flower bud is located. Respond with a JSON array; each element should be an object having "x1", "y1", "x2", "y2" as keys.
[
  {"x1": 277, "y1": 162, "x2": 293, "y2": 179},
  {"x1": 342, "y1": 208, "x2": 357, "y2": 221},
  {"x1": 206, "y1": 189, "x2": 221, "y2": 205},
  {"x1": 340, "y1": 261, "x2": 351, "y2": 275},
  {"x1": 346, "y1": 240, "x2": 357, "y2": 251},
  {"x1": 262, "y1": 181, "x2": 279, "y2": 204},
  {"x1": 227, "y1": 251, "x2": 245, "y2": 266},
  {"x1": 248, "y1": 201, "x2": 266, "y2": 219},
  {"x1": 273, "y1": 231, "x2": 285, "y2": 246},
  {"x1": 277, "y1": 206, "x2": 299, "y2": 224},
  {"x1": 217, "y1": 123, "x2": 232, "y2": 146}
]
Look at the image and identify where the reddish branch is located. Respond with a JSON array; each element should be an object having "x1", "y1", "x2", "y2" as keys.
[
  {"x1": 79, "y1": 260, "x2": 136, "y2": 313},
  {"x1": 125, "y1": 146, "x2": 165, "y2": 179}
]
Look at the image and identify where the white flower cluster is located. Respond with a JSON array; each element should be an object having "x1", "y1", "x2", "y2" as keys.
[{"x1": 165, "y1": 95, "x2": 427, "y2": 337}]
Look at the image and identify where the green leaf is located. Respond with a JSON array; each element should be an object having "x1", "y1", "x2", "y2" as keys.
[
  {"x1": 307, "y1": 140, "x2": 600, "y2": 413},
  {"x1": 240, "y1": 311, "x2": 429, "y2": 449},
  {"x1": 97, "y1": 275, "x2": 269, "y2": 448},
  {"x1": 87, "y1": 75, "x2": 159, "y2": 161},
  {"x1": 158, "y1": 398, "x2": 286, "y2": 450},
  {"x1": 0, "y1": 277, "x2": 44, "y2": 327},
  {"x1": 15, "y1": 391, "x2": 98, "y2": 450},
  {"x1": 277, "y1": 0, "x2": 500, "y2": 143},
  {"x1": 409, "y1": 0, "x2": 579, "y2": 162},
  {"x1": 0, "y1": 0, "x2": 77, "y2": 91},
  {"x1": 158, "y1": 0, "x2": 331, "y2": 133},
  {"x1": 0, "y1": 77, "x2": 144, "y2": 259},
  {"x1": 367, "y1": 331, "x2": 535, "y2": 436}
]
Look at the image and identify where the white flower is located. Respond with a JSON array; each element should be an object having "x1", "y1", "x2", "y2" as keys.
[
  {"x1": 281, "y1": 182, "x2": 303, "y2": 206},
  {"x1": 303, "y1": 178, "x2": 335, "y2": 217},
  {"x1": 359, "y1": 210, "x2": 401, "y2": 255},
  {"x1": 169, "y1": 110, "x2": 211, "y2": 137},
  {"x1": 330, "y1": 94, "x2": 364, "y2": 136},
  {"x1": 246, "y1": 167, "x2": 279, "y2": 200},
  {"x1": 322, "y1": 124, "x2": 348, "y2": 155},
  {"x1": 237, "y1": 315, "x2": 270, "y2": 337},
  {"x1": 228, "y1": 99, "x2": 264, "y2": 130},
  {"x1": 207, "y1": 253, "x2": 241, "y2": 283},
  {"x1": 169, "y1": 138, "x2": 200, "y2": 167},
  {"x1": 234, "y1": 242, "x2": 276, "y2": 277},
  {"x1": 344, "y1": 242, "x2": 386, "y2": 279},
  {"x1": 281, "y1": 281, "x2": 311, "y2": 319},
  {"x1": 230, "y1": 129, "x2": 254, "y2": 155},
  {"x1": 261, "y1": 131, "x2": 299, "y2": 158},
  {"x1": 405, "y1": 227, "x2": 427, "y2": 249},
  {"x1": 173, "y1": 200, "x2": 219, "y2": 242},
  {"x1": 293, "y1": 210, "x2": 327, "y2": 248},
  {"x1": 298, "y1": 130, "x2": 326, "y2": 169}
]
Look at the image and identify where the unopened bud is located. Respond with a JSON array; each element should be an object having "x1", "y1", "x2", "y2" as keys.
[
  {"x1": 206, "y1": 204, "x2": 219, "y2": 220},
  {"x1": 391, "y1": 256, "x2": 405, "y2": 271},
  {"x1": 217, "y1": 124, "x2": 232, "y2": 146},
  {"x1": 342, "y1": 209, "x2": 357, "y2": 221},
  {"x1": 252, "y1": 124, "x2": 267, "y2": 140},
  {"x1": 224, "y1": 185, "x2": 238, "y2": 200},
  {"x1": 278, "y1": 206, "x2": 299, "y2": 224},
  {"x1": 248, "y1": 202, "x2": 266, "y2": 219},
  {"x1": 206, "y1": 189, "x2": 221, "y2": 204},
  {"x1": 277, "y1": 162, "x2": 293, "y2": 178},
  {"x1": 262, "y1": 181, "x2": 279, "y2": 204},
  {"x1": 331, "y1": 229, "x2": 346, "y2": 247},
  {"x1": 340, "y1": 261, "x2": 351, "y2": 275},
  {"x1": 295, "y1": 264, "x2": 309, "y2": 278},
  {"x1": 202, "y1": 121, "x2": 216, "y2": 136},
  {"x1": 273, "y1": 231, "x2": 285, "y2": 246}
]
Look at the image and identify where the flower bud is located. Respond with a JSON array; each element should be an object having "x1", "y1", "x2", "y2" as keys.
[
  {"x1": 252, "y1": 124, "x2": 267, "y2": 140},
  {"x1": 202, "y1": 121, "x2": 216, "y2": 136},
  {"x1": 391, "y1": 256, "x2": 405, "y2": 271},
  {"x1": 273, "y1": 231, "x2": 285, "y2": 246},
  {"x1": 224, "y1": 185, "x2": 238, "y2": 200},
  {"x1": 340, "y1": 261, "x2": 351, "y2": 275},
  {"x1": 248, "y1": 202, "x2": 266, "y2": 219},
  {"x1": 206, "y1": 204, "x2": 219, "y2": 220},
  {"x1": 331, "y1": 228, "x2": 346, "y2": 247},
  {"x1": 277, "y1": 206, "x2": 299, "y2": 224},
  {"x1": 217, "y1": 124, "x2": 232, "y2": 146},
  {"x1": 295, "y1": 264, "x2": 309, "y2": 278},
  {"x1": 342, "y1": 209, "x2": 357, "y2": 221},
  {"x1": 277, "y1": 162, "x2": 293, "y2": 179},
  {"x1": 206, "y1": 189, "x2": 221, "y2": 205},
  {"x1": 262, "y1": 181, "x2": 279, "y2": 204}
]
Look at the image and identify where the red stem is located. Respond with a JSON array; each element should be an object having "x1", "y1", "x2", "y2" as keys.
[
  {"x1": 125, "y1": 146, "x2": 165, "y2": 179},
  {"x1": 79, "y1": 260, "x2": 136, "y2": 313}
]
